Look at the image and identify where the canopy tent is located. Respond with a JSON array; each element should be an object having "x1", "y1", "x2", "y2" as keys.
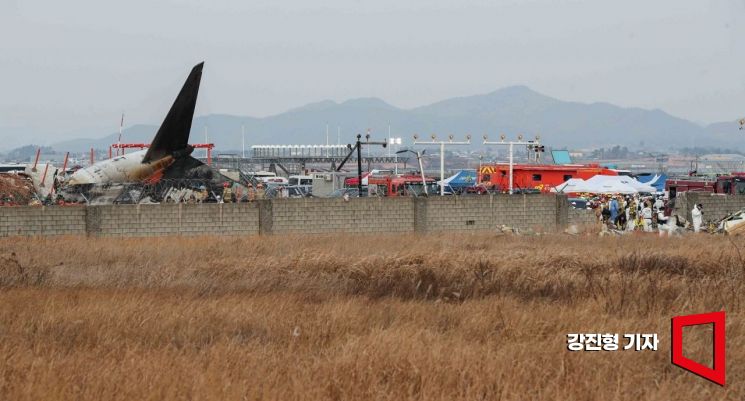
[
  {"x1": 551, "y1": 178, "x2": 592, "y2": 193},
  {"x1": 552, "y1": 175, "x2": 656, "y2": 194},
  {"x1": 585, "y1": 180, "x2": 638, "y2": 195},
  {"x1": 583, "y1": 175, "x2": 657, "y2": 194},
  {"x1": 438, "y1": 169, "x2": 478, "y2": 189}
]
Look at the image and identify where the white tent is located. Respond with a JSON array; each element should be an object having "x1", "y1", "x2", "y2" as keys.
[
  {"x1": 588, "y1": 180, "x2": 638, "y2": 194},
  {"x1": 551, "y1": 178, "x2": 591, "y2": 193},
  {"x1": 584, "y1": 175, "x2": 656, "y2": 194},
  {"x1": 621, "y1": 177, "x2": 657, "y2": 193},
  {"x1": 552, "y1": 175, "x2": 657, "y2": 195}
]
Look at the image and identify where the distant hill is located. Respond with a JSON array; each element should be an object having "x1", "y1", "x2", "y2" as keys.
[
  {"x1": 3, "y1": 144, "x2": 56, "y2": 161},
  {"x1": 48, "y1": 86, "x2": 744, "y2": 153},
  {"x1": 706, "y1": 121, "x2": 745, "y2": 148}
]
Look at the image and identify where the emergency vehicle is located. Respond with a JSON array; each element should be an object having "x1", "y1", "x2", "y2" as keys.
[
  {"x1": 477, "y1": 163, "x2": 618, "y2": 193},
  {"x1": 665, "y1": 173, "x2": 745, "y2": 199},
  {"x1": 343, "y1": 170, "x2": 394, "y2": 187},
  {"x1": 366, "y1": 174, "x2": 438, "y2": 197}
]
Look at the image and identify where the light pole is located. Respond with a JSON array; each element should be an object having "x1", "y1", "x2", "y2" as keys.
[
  {"x1": 396, "y1": 149, "x2": 428, "y2": 196},
  {"x1": 483, "y1": 134, "x2": 541, "y2": 194},
  {"x1": 414, "y1": 134, "x2": 471, "y2": 196},
  {"x1": 389, "y1": 137, "x2": 402, "y2": 174},
  {"x1": 335, "y1": 133, "x2": 387, "y2": 196}
]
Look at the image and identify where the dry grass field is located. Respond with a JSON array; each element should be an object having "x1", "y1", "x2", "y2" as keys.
[{"x1": 1, "y1": 233, "x2": 744, "y2": 400}]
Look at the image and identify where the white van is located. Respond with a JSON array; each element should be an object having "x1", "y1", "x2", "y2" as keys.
[{"x1": 288, "y1": 175, "x2": 313, "y2": 186}]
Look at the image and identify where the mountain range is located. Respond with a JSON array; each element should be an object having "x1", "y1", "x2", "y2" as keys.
[{"x1": 48, "y1": 85, "x2": 743, "y2": 153}]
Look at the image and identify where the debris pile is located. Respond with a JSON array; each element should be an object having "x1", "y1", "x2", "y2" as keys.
[
  {"x1": 0, "y1": 174, "x2": 36, "y2": 205},
  {"x1": 716, "y1": 209, "x2": 745, "y2": 235}
]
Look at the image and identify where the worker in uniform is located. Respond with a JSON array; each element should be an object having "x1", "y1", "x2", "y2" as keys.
[
  {"x1": 656, "y1": 208, "x2": 669, "y2": 229},
  {"x1": 222, "y1": 182, "x2": 232, "y2": 203},
  {"x1": 691, "y1": 203, "x2": 703, "y2": 233},
  {"x1": 198, "y1": 186, "x2": 209, "y2": 203},
  {"x1": 641, "y1": 201, "x2": 653, "y2": 232},
  {"x1": 617, "y1": 205, "x2": 627, "y2": 230},
  {"x1": 234, "y1": 186, "x2": 242, "y2": 202},
  {"x1": 256, "y1": 183, "x2": 265, "y2": 199},
  {"x1": 247, "y1": 184, "x2": 256, "y2": 201},
  {"x1": 609, "y1": 197, "x2": 619, "y2": 228},
  {"x1": 653, "y1": 196, "x2": 665, "y2": 213},
  {"x1": 601, "y1": 202, "x2": 611, "y2": 225},
  {"x1": 626, "y1": 201, "x2": 636, "y2": 232},
  {"x1": 628, "y1": 198, "x2": 637, "y2": 228}
]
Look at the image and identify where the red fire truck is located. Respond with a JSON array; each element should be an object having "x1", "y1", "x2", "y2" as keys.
[
  {"x1": 666, "y1": 173, "x2": 745, "y2": 199},
  {"x1": 477, "y1": 163, "x2": 619, "y2": 193},
  {"x1": 366, "y1": 174, "x2": 438, "y2": 197}
]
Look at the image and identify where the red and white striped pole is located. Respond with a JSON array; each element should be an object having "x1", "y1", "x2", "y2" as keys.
[{"x1": 32, "y1": 148, "x2": 41, "y2": 172}]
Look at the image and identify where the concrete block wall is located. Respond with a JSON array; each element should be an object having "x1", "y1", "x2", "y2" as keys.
[
  {"x1": 567, "y1": 208, "x2": 598, "y2": 226},
  {"x1": 421, "y1": 194, "x2": 562, "y2": 232},
  {"x1": 0, "y1": 206, "x2": 86, "y2": 236},
  {"x1": 495, "y1": 194, "x2": 564, "y2": 232},
  {"x1": 87, "y1": 203, "x2": 260, "y2": 237},
  {"x1": 270, "y1": 197, "x2": 415, "y2": 234},
  {"x1": 673, "y1": 192, "x2": 745, "y2": 223},
  {"x1": 0, "y1": 194, "x2": 571, "y2": 237},
  {"x1": 421, "y1": 197, "x2": 494, "y2": 232}
]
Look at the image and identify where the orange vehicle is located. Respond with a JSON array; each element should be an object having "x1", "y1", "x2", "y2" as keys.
[
  {"x1": 366, "y1": 174, "x2": 438, "y2": 197},
  {"x1": 478, "y1": 163, "x2": 618, "y2": 193}
]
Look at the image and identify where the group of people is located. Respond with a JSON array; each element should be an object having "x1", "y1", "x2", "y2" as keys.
[
  {"x1": 158, "y1": 182, "x2": 270, "y2": 204},
  {"x1": 590, "y1": 194, "x2": 703, "y2": 233},
  {"x1": 218, "y1": 182, "x2": 267, "y2": 203}
]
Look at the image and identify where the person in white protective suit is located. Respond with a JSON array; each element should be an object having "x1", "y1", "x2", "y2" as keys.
[
  {"x1": 657, "y1": 208, "x2": 669, "y2": 226},
  {"x1": 641, "y1": 202, "x2": 653, "y2": 232},
  {"x1": 691, "y1": 204, "x2": 703, "y2": 233},
  {"x1": 658, "y1": 215, "x2": 678, "y2": 237},
  {"x1": 653, "y1": 196, "x2": 665, "y2": 212}
]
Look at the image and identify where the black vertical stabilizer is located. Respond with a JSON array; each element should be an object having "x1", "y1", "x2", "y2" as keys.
[{"x1": 142, "y1": 62, "x2": 204, "y2": 163}]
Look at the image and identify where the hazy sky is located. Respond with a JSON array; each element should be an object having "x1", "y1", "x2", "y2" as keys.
[{"x1": 1, "y1": 0, "x2": 744, "y2": 149}]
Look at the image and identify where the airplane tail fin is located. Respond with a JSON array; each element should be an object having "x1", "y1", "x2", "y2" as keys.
[{"x1": 143, "y1": 62, "x2": 204, "y2": 163}]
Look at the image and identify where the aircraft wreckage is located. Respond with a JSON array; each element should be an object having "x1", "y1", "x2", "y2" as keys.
[{"x1": 60, "y1": 62, "x2": 247, "y2": 204}]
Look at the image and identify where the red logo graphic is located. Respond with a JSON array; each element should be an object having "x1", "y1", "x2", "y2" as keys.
[{"x1": 671, "y1": 311, "x2": 726, "y2": 386}]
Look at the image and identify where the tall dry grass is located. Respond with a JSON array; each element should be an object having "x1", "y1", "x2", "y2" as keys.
[{"x1": 0, "y1": 233, "x2": 744, "y2": 400}]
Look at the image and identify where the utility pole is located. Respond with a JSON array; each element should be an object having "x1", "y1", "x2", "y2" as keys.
[
  {"x1": 397, "y1": 149, "x2": 427, "y2": 195},
  {"x1": 204, "y1": 126, "x2": 209, "y2": 159},
  {"x1": 387, "y1": 123, "x2": 391, "y2": 157},
  {"x1": 413, "y1": 134, "x2": 471, "y2": 196},
  {"x1": 389, "y1": 137, "x2": 402, "y2": 174},
  {"x1": 335, "y1": 133, "x2": 387, "y2": 196},
  {"x1": 241, "y1": 124, "x2": 245, "y2": 158},
  {"x1": 482, "y1": 134, "x2": 542, "y2": 194},
  {"x1": 366, "y1": 128, "x2": 371, "y2": 159},
  {"x1": 118, "y1": 113, "x2": 124, "y2": 156}
]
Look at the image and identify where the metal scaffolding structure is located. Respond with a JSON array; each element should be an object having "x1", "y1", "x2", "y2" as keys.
[
  {"x1": 206, "y1": 144, "x2": 406, "y2": 175},
  {"x1": 251, "y1": 145, "x2": 350, "y2": 158}
]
